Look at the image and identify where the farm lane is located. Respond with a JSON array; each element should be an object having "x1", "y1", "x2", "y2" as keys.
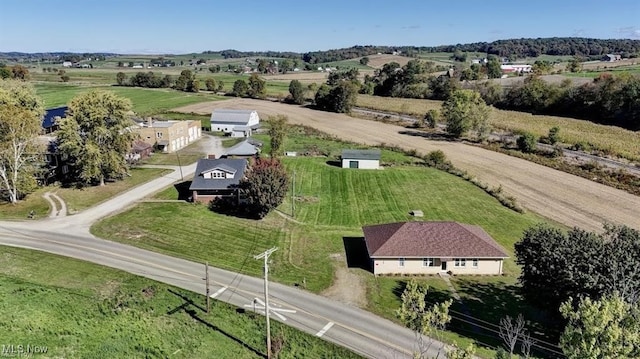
[
  {"x1": 0, "y1": 165, "x2": 427, "y2": 359},
  {"x1": 173, "y1": 98, "x2": 640, "y2": 232}
]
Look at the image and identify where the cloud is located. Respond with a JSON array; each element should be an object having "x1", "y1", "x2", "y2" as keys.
[
  {"x1": 572, "y1": 29, "x2": 586, "y2": 37},
  {"x1": 402, "y1": 25, "x2": 421, "y2": 30},
  {"x1": 617, "y1": 26, "x2": 640, "y2": 39}
]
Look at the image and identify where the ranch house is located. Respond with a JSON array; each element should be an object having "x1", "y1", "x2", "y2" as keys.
[
  {"x1": 341, "y1": 149, "x2": 381, "y2": 169},
  {"x1": 362, "y1": 221, "x2": 509, "y2": 275}
]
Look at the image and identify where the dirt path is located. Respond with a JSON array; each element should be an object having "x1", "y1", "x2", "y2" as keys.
[
  {"x1": 43, "y1": 192, "x2": 67, "y2": 218},
  {"x1": 321, "y1": 255, "x2": 367, "y2": 308},
  {"x1": 173, "y1": 99, "x2": 640, "y2": 232}
]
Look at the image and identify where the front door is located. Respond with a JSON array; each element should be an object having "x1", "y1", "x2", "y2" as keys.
[
  {"x1": 441, "y1": 261, "x2": 447, "y2": 271},
  {"x1": 349, "y1": 160, "x2": 359, "y2": 169}
]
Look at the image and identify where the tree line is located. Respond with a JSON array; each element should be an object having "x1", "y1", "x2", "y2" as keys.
[
  {"x1": 364, "y1": 59, "x2": 640, "y2": 130},
  {"x1": 115, "y1": 70, "x2": 224, "y2": 93},
  {"x1": 200, "y1": 38, "x2": 640, "y2": 64}
]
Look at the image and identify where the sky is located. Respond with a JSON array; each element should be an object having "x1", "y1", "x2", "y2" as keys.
[{"x1": 1, "y1": 0, "x2": 638, "y2": 54}]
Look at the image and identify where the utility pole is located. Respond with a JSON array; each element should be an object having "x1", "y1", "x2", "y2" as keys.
[
  {"x1": 254, "y1": 247, "x2": 278, "y2": 359},
  {"x1": 176, "y1": 152, "x2": 184, "y2": 181},
  {"x1": 205, "y1": 262, "x2": 210, "y2": 313}
]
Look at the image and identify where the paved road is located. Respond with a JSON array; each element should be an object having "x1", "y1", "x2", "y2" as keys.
[{"x1": 0, "y1": 157, "x2": 437, "y2": 358}]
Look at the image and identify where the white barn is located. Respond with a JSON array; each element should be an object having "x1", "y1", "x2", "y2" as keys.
[
  {"x1": 341, "y1": 149, "x2": 381, "y2": 169},
  {"x1": 210, "y1": 109, "x2": 260, "y2": 137}
]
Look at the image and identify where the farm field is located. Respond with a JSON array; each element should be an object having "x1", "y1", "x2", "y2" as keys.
[
  {"x1": 0, "y1": 246, "x2": 360, "y2": 359},
  {"x1": 35, "y1": 83, "x2": 222, "y2": 113},
  {"x1": 173, "y1": 98, "x2": 640, "y2": 232},
  {"x1": 356, "y1": 94, "x2": 640, "y2": 161}
]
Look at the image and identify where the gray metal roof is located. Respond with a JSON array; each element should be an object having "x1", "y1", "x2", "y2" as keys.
[
  {"x1": 224, "y1": 140, "x2": 259, "y2": 156},
  {"x1": 210, "y1": 109, "x2": 257, "y2": 125},
  {"x1": 189, "y1": 158, "x2": 247, "y2": 191},
  {"x1": 342, "y1": 149, "x2": 381, "y2": 161}
]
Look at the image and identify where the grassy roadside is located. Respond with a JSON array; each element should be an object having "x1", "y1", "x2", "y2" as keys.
[
  {"x1": 0, "y1": 246, "x2": 361, "y2": 358},
  {"x1": 0, "y1": 168, "x2": 169, "y2": 219}
]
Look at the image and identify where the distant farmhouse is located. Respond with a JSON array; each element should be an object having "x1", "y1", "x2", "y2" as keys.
[
  {"x1": 133, "y1": 118, "x2": 201, "y2": 153},
  {"x1": 210, "y1": 109, "x2": 260, "y2": 138},
  {"x1": 500, "y1": 64, "x2": 532, "y2": 74},
  {"x1": 602, "y1": 54, "x2": 622, "y2": 62},
  {"x1": 189, "y1": 158, "x2": 248, "y2": 203},
  {"x1": 341, "y1": 149, "x2": 381, "y2": 169},
  {"x1": 362, "y1": 222, "x2": 509, "y2": 275}
]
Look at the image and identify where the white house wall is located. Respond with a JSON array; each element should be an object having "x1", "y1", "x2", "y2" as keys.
[
  {"x1": 373, "y1": 258, "x2": 503, "y2": 275},
  {"x1": 341, "y1": 159, "x2": 380, "y2": 169}
]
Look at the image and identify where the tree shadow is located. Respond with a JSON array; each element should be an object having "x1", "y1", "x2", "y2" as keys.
[
  {"x1": 444, "y1": 279, "x2": 562, "y2": 358},
  {"x1": 166, "y1": 289, "x2": 266, "y2": 358},
  {"x1": 398, "y1": 130, "x2": 458, "y2": 142},
  {"x1": 326, "y1": 160, "x2": 342, "y2": 168},
  {"x1": 342, "y1": 237, "x2": 372, "y2": 272},
  {"x1": 173, "y1": 180, "x2": 192, "y2": 201}
]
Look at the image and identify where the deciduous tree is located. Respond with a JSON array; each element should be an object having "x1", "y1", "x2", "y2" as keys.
[
  {"x1": 517, "y1": 132, "x2": 538, "y2": 153},
  {"x1": 442, "y1": 89, "x2": 490, "y2": 138},
  {"x1": 116, "y1": 72, "x2": 127, "y2": 86},
  {"x1": 205, "y1": 78, "x2": 217, "y2": 92},
  {"x1": 247, "y1": 73, "x2": 266, "y2": 98},
  {"x1": 288, "y1": 80, "x2": 305, "y2": 104},
  {"x1": 560, "y1": 294, "x2": 640, "y2": 359},
  {"x1": 396, "y1": 279, "x2": 453, "y2": 358},
  {"x1": 240, "y1": 158, "x2": 289, "y2": 219},
  {"x1": 267, "y1": 115, "x2": 288, "y2": 158},
  {"x1": 232, "y1": 79, "x2": 248, "y2": 97},
  {"x1": 56, "y1": 90, "x2": 136, "y2": 186},
  {"x1": 0, "y1": 80, "x2": 44, "y2": 203}
]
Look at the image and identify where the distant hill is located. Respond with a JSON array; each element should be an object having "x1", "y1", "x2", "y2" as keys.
[{"x1": 2, "y1": 38, "x2": 639, "y2": 64}]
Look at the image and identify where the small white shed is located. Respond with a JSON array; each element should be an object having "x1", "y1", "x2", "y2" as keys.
[{"x1": 341, "y1": 149, "x2": 381, "y2": 169}]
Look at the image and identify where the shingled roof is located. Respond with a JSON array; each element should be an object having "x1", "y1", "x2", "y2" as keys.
[{"x1": 362, "y1": 222, "x2": 508, "y2": 258}]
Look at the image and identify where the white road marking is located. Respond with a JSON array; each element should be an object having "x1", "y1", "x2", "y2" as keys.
[
  {"x1": 210, "y1": 286, "x2": 227, "y2": 298},
  {"x1": 315, "y1": 322, "x2": 334, "y2": 337}
]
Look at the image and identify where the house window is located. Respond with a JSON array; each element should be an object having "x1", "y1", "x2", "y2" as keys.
[
  {"x1": 454, "y1": 258, "x2": 466, "y2": 267},
  {"x1": 423, "y1": 258, "x2": 435, "y2": 267},
  {"x1": 472, "y1": 259, "x2": 478, "y2": 268},
  {"x1": 398, "y1": 258, "x2": 405, "y2": 267},
  {"x1": 156, "y1": 132, "x2": 163, "y2": 138}
]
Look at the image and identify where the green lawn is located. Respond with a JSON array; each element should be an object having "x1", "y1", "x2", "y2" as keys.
[
  {"x1": 91, "y1": 128, "x2": 554, "y2": 357},
  {"x1": 34, "y1": 83, "x2": 223, "y2": 113},
  {"x1": 0, "y1": 246, "x2": 361, "y2": 359},
  {"x1": 56, "y1": 168, "x2": 170, "y2": 214}
]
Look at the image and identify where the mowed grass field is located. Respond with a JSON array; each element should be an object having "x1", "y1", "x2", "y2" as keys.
[
  {"x1": 356, "y1": 94, "x2": 640, "y2": 161},
  {"x1": 35, "y1": 83, "x2": 222, "y2": 114},
  {"x1": 0, "y1": 246, "x2": 360, "y2": 359}
]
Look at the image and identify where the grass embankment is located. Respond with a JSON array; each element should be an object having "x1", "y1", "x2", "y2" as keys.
[
  {"x1": 0, "y1": 246, "x2": 361, "y2": 358},
  {"x1": 0, "y1": 168, "x2": 169, "y2": 219},
  {"x1": 356, "y1": 94, "x2": 640, "y2": 161},
  {"x1": 92, "y1": 126, "x2": 553, "y2": 357}
]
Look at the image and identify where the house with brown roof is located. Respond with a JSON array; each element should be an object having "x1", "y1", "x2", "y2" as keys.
[{"x1": 362, "y1": 221, "x2": 509, "y2": 275}]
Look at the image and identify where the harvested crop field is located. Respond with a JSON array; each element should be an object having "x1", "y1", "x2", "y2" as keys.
[{"x1": 173, "y1": 98, "x2": 640, "y2": 232}]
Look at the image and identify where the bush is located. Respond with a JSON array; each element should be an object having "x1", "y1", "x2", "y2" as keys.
[
  {"x1": 423, "y1": 150, "x2": 449, "y2": 168},
  {"x1": 548, "y1": 126, "x2": 560, "y2": 145},
  {"x1": 424, "y1": 109, "x2": 439, "y2": 129},
  {"x1": 516, "y1": 132, "x2": 538, "y2": 153}
]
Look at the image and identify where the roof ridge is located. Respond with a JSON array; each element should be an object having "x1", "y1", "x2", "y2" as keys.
[{"x1": 458, "y1": 223, "x2": 509, "y2": 256}]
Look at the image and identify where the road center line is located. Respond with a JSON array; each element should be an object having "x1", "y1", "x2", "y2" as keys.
[
  {"x1": 210, "y1": 286, "x2": 227, "y2": 298},
  {"x1": 315, "y1": 321, "x2": 334, "y2": 337}
]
